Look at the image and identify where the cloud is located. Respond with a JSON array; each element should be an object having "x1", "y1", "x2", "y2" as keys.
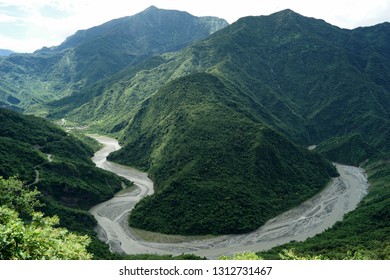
[
  {"x1": 1, "y1": 0, "x2": 390, "y2": 52},
  {"x1": 285, "y1": 0, "x2": 390, "y2": 28}
]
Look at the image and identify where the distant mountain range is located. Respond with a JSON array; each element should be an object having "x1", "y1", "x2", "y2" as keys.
[
  {"x1": 50, "y1": 9, "x2": 390, "y2": 152},
  {"x1": 0, "y1": 7, "x2": 389, "y2": 257},
  {"x1": 0, "y1": 6, "x2": 227, "y2": 110},
  {"x1": 0, "y1": 49, "x2": 14, "y2": 56}
]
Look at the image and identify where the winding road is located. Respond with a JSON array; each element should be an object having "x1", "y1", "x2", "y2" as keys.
[{"x1": 89, "y1": 135, "x2": 369, "y2": 259}]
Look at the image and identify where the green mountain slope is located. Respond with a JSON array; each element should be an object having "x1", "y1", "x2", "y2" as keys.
[
  {"x1": 314, "y1": 134, "x2": 380, "y2": 166},
  {"x1": 2, "y1": 8, "x2": 389, "y2": 256},
  {"x1": 0, "y1": 108, "x2": 129, "y2": 257},
  {"x1": 108, "y1": 73, "x2": 337, "y2": 235},
  {"x1": 61, "y1": 10, "x2": 390, "y2": 153},
  {"x1": 0, "y1": 6, "x2": 227, "y2": 111},
  {"x1": 50, "y1": 10, "x2": 390, "y2": 236}
]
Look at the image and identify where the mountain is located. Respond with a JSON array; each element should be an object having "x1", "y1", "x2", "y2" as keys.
[
  {"x1": 1, "y1": 8, "x2": 389, "y2": 255},
  {"x1": 0, "y1": 108, "x2": 130, "y2": 257},
  {"x1": 314, "y1": 134, "x2": 380, "y2": 166},
  {"x1": 0, "y1": 6, "x2": 228, "y2": 111},
  {"x1": 59, "y1": 10, "x2": 390, "y2": 152},
  {"x1": 48, "y1": 10, "x2": 390, "y2": 235},
  {"x1": 0, "y1": 49, "x2": 14, "y2": 56},
  {"x1": 108, "y1": 73, "x2": 337, "y2": 234}
]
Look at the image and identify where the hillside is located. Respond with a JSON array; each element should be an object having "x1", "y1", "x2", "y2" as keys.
[
  {"x1": 58, "y1": 10, "x2": 390, "y2": 153},
  {"x1": 108, "y1": 73, "x2": 337, "y2": 234},
  {"x1": 314, "y1": 134, "x2": 380, "y2": 166},
  {"x1": 46, "y1": 9, "x2": 390, "y2": 236},
  {"x1": 0, "y1": 6, "x2": 228, "y2": 111},
  {"x1": 1, "y1": 8, "x2": 389, "y2": 258},
  {"x1": 0, "y1": 108, "x2": 130, "y2": 257}
]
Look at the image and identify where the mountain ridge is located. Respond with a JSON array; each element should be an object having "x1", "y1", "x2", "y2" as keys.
[
  {"x1": 0, "y1": 8, "x2": 389, "y2": 257},
  {"x1": 52, "y1": 9, "x2": 389, "y2": 235},
  {"x1": 52, "y1": 5, "x2": 227, "y2": 53},
  {"x1": 0, "y1": 6, "x2": 228, "y2": 111},
  {"x1": 0, "y1": 49, "x2": 14, "y2": 56},
  {"x1": 108, "y1": 73, "x2": 337, "y2": 234},
  {"x1": 57, "y1": 9, "x2": 390, "y2": 152}
]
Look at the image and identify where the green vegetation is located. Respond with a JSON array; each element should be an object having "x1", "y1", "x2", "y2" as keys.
[
  {"x1": 0, "y1": 177, "x2": 92, "y2": 260},
  {"x1": 278, "y1": 249, "x2": 372, "y2": 260},
  {"x1": 1, "y1": 8, "x2": 389, "y2": 259},
  {"x1": 109, "y1": 73, "x2": 337, "y2": 235},
  {"x1": 219, "y1": 252, "x2": 263, "y2": 260},
  {"x1": 52, "y1": 10, "x2": 390, "y2": 154},
  {"x1": 315, "y1": 134, "x2": 380, "y2": 166},
  {"x1": 59, "y1": 10, "x2": 388, "y2": 240},
  {"x1": 0, "y1": 108, "x2": 128, "y2": 258}
]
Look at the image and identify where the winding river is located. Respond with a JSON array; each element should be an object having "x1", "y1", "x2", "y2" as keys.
[{"x1": 89, "y1": 135, "x2": 369, "y2": 259}]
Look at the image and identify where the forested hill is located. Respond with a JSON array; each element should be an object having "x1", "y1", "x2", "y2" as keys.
[
  {"x1": 42, "y1": 9, "x2": 390, "y2": 235},
  {"x1": 1, "y1": 8, "x2": 389, "y2": 257},
  {"x1": 0, "y1": 108, "x2": 129, "y2": 257},
  {"x1": 0, "y1": 6, "x2": 228, "y2": 111},
  {"x1": 109, "y1": 73, "x2": 338, "y2": 235},
  {"x1": 60, "y1": 9, "x2": 390, "y2": 154}
]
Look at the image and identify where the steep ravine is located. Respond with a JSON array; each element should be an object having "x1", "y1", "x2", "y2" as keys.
[{"x1": 89, "y1": 136, "x2": 368, "y2": 259}]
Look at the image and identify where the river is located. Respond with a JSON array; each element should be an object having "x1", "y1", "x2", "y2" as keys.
[{"x1": 89, "y1": 135, "x2": 368, "y2": 259}]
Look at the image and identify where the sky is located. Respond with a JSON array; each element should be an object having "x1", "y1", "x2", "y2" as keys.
[{"x1": 1, "y1": 0, "x2": 390, "y2": 53}]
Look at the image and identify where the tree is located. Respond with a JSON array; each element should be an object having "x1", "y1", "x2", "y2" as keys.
[
  {"x1": 0, "y1": 176, "x2": 92, "y2": 260},
  {"x1": 0, "y1": 176, "x2": 42, "y2": 217},
  {"x1": 278, "y1": 249, "x2": 371, "y2": 260},
  {"x1": 219, "y1": 252, "x2": 263, "y2": 260}
]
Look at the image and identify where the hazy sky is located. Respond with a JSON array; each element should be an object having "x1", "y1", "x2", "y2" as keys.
[{"x1": 1, "y1": 0, "x2": 390, "y2": 53}]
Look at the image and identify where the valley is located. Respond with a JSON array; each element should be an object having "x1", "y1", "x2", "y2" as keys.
[
  {"x1": 1, "y1": 6, "x2": 389, "y2": 260},
  {"x1": 89, "y1": 136, "x2": 368, "y2": 259}
]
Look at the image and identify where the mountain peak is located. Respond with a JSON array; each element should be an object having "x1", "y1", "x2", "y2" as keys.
[
  {"x1": 143, "y1": 5, "x2": 159, "y2": 13},
  {"x1": 270, "y1": 8, "x2": 303, "y2": 20},
  {"x1": 275, "y1": 8, "x2": 297, "y2": 15},
  {"x1": 145, "y1": 5, "x2": 158, "y2": 10}
]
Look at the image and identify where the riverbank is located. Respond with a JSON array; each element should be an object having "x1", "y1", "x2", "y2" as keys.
[{"x1": 89, "y1": 136, "x2": 369, "y2": 259}]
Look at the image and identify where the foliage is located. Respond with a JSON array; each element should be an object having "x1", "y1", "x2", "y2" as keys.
[
  {"x1": 1, "y1": 9, "x2": 390, "y2": 259},
  {"x1": 279, "y1": 249, "x2": 328, "y2": 260},
  {"x1": 0, "y1": 176, "x2": 42, "y2": 217},
  {"x1": 219, "y1": 252, "x2": 263, "y2": 260},
  {"x1": 315, "y1": 134, "x2": 380, "y2": 166},
  {"x1": 0, "y1": 206, "x2": 92, "y2": 260},
  {"x1": 0, "y1": 177, "x2": 92, "y2": 260},
  {"x1": 0, "y1": 108, "x2": 128, "y2": 258},
  {"x1": 278, "y1": 249, "x2": 378, "y2": 260}
]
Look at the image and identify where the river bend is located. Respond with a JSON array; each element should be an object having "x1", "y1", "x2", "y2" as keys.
[{"x1": 89, "y1": 136, "x2": 368, "y2": 259}]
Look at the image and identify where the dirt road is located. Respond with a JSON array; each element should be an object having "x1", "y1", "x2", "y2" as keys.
[{"x1": 89, "y1": 136, "x2": 368, "y2": 259}]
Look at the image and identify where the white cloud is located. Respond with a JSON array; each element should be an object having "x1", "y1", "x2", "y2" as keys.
[
  {"x1": 0, "y1": 34, "x2": 53, "y2": 52},
  {"x1": 286, "y1": 0, "x2": 390, "y2": 28},
  {"x1": 1, "y1": 0, "x2": 390, "y2": 52},
  {"x1": 0, "y1": 13, "x2": 20, "y2": 24}
]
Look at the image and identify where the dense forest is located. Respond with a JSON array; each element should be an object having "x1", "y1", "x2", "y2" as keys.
[{"x1": 0, "y1": 7, "x2": 389, "y2": 259}]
